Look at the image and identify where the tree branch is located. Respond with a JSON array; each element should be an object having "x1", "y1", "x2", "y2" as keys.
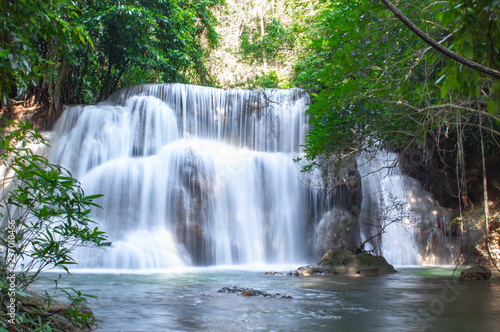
[
  {"x1": 380, "y1": 100, "x2": 500, "y2": 121},
  {"x1": 380, "y1": 0, "x2": 500, "y2": 79}
]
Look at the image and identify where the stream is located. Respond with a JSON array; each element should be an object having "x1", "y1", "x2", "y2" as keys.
[{"x1": 31, "y1": 267, "x2": 500, "y2": 331}]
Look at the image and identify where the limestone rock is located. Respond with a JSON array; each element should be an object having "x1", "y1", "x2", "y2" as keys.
[{"x1": 459, "y1": 266, "x2": 492, "y2": 280}]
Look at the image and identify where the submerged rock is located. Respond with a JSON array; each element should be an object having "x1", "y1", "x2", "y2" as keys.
[
  {"x1": 217, "y1": 286, "x2": 292, "y2": 299},
  {"x1": 295, "y1": 245, "x2": 396, "y2": 276},
  {"x1": 459, "y1": 266, "x2": 492, "y2": 280},
  {"x1": 265, "y1": 270, "x2": 301, "y2": 276}
]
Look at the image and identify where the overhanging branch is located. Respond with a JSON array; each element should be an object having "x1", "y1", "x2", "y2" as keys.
[{"x1": 380, "y1": 0, "x2": 500, "y2": 79}]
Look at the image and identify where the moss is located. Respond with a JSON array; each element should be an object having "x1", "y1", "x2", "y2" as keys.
[
  {"x1": 309, "y1": 245, "x2": 396, "y2": 276},
  {"x1": 356, "y1": 253, "x2": 378, "y2": 267}
]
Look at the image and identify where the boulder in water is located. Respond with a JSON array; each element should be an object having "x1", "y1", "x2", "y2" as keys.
[
  {"x1": 459, "y1": 266, "x2": 491, "y2": 280},
  {"x1": 296, "y1": 245, "x2": 397, "y2": 276}
]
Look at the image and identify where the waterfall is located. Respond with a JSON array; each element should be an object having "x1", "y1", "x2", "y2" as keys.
[
  {"x1": 357, "y1": 152, "x2": 454, "y2": 265},
  {"x1": 47, "y1": 84, "x2": 454, "y2": 269},
  {"x1": 49, "y1": 84, "x2": 312, "y2": 269}
]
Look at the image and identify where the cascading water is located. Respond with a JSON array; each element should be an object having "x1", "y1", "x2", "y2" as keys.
[
  {"x1": 47, "y1": 83, "x2": 455, "y2": 269},
  {"x1": 49, "y1": 84, "x2": 312, "y2": 269},
  {"x1": 357, "y1": 152, "x2": 454, "y2": 265}
]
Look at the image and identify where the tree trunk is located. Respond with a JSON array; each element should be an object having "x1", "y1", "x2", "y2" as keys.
[
  {"x1": 479, "y1": 111, "x2": 499, "y2": 271},
  {"x1": 50, "y1": 57, "x2": 71, "y2": 117},
  {"x1": 260, "y1": 2, "x2": 267, "y2": 71},
  {"x1": 98, "y1": 63, "x2": 113, "y2": 102}
]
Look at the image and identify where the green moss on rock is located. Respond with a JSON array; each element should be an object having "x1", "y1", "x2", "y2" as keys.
[{"x1": 298, "y1": 245, "x2": 397, "y2": 276}]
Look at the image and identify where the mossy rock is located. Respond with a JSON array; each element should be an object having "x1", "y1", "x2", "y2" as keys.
[{"x1": 298, "y1": 245, "x2": 397, "y2": 276}]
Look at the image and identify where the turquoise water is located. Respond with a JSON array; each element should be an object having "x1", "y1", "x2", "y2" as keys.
[{"x1": 31, "y1": 267, "x2": 500, "y2": 331}]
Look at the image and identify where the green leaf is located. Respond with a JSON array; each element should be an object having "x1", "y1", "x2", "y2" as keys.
[
  {"x1": 487, "y1": 99, "x2": 498, "y2": 115},
  {"x1": 0, "y1": 49, "x2": 11, "y2": 57},
  {"x1": 440, "y1": 84, "x2": 448, "y2": 99},
  {"x1": 7, "y1": 53, "x2": 18, "y2": 70},
  {"x1": 463, "y1": 43, "x2": 473, "y2": 59}
]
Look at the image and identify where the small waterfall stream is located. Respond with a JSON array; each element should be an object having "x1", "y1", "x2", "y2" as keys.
[
  {"x1": 357, "y1": 152, "x2": 454, "y2": 265},
  {"x1": 47, "y1": 84, "x2": 453, "y2": 269}
]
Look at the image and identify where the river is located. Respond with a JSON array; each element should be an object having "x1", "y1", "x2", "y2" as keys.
[{"x1": 32, "y1": 267, "x2": 499, "y2": 331}]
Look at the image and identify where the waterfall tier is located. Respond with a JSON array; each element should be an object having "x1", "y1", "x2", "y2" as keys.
[{"x1": 50, "y1": 84, "x2": 312, "y2": 269}]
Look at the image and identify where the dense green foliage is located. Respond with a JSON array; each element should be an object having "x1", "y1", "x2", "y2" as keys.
[
  {"x1": 66, "y1": 0, "x2": 222, "y2": 103},
  {"x1": 0, "y1": 121, "x2": 110, "y2": 330},
  {"x1": 0, "y1": 0, "x2": 222, "y2": 106},
  {"x1": 239, "y1": 17, "x2": 294, "y2": 66},
  {"x1": 0, "y1": 0, "x2": 89, "y2": 104},
  {"x1": 291, "y1": 0, "x2": 500, "y2": 178}
]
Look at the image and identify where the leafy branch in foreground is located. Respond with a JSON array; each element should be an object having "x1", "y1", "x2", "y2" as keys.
[{"x1": 0, "y1": 120, "x2": 110, "y2": 329}]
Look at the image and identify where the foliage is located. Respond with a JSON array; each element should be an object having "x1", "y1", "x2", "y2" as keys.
[
  {"x1": 206, "y1": 0, "x2": 328, "y2": 89},
  {"x1": 0, "y1": 120, "x2": 109, "y2": 329},
  {"x1": 61, "y1": 288, "x2": 97, "y2": 329},
  {"x1": 244, "y1": 70, "x2": 285, "y2": 89},
  {"x1": 239, "y1": 17, "x2": 294, "y2": 66},
  {"x1": 287, "y1": 0, "x2": 332, "y2": 91},
  {"x1": 436, "y1": 0, "x2": 500, "y2": 108},
  {"x1": 294, "y1": 0, "x2": 500, "y2": 179},
  {"x1": 63, "y1": 0, "x2": 223, "y2": 103},
  {"x1": 0, "y1": 0, "x2": 223, "y2": 107},
  {"x1": 0, "y1": 0, "x2": 90, "y2": 104}
]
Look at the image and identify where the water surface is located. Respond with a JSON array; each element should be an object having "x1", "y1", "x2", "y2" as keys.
[{"x1": 31, "y1": 267, "x2": 500, "y2": 331}]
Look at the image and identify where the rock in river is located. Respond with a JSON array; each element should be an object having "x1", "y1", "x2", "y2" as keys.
[
  {"x1": 217, "y1": 286, "x2": 292, "y2": 299},
  {"x1": 295, "y1": 245, "x2": 397, "y2": 276},
  {"x1": 459, "y1": 266, "x2": 492, "y2": 280}
]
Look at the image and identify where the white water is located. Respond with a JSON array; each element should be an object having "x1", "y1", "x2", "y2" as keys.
[
  {"x1": 47, "y1": 84, "x2": 453, "y2": 269},
  {"x1": 357, "y1": 152, "x2": 454, "y2": 265},
  {"x1": 49, "y1": 84, "x2": 311, "y2": 269}
]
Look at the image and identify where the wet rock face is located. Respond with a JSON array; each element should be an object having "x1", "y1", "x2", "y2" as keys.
[
  {"x1": 459, "y1": 266, "x2": 492, "y2": 280},
  {"x1": 346, "y1": 169, "x2": 363, "y2": 216},
  {"x1": 296, "y1": 245, "x2": 397, "y2": 276},
  {"x1": 399, "y1": 146, "x2": 456, "y2": 208},
  {"x1": 217, "y1": 286, "x2": 292, "y2": 299},
  {"x1": 313, "y1": 208, "x2": 361, "y2": 256}
]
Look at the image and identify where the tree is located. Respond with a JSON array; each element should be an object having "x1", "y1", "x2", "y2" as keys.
[
  {"x1": 380, "y1": 0, "x2": 500, "y2": 79},
  {"x1": 0, "y1": 0, "x2": 90, "y2": 112},
  {"x1": 295, "y1": 0, "x2": 499, "y2": 178},
  {"x1": 63, "y1": 0, "x2": 223, "y2": 104},
  {"x1": 1, "y1": 0, "x2": 223, "y2": 112},
  {"x1": 291, "y1": 0, "x2": 500, "y2": 266}
]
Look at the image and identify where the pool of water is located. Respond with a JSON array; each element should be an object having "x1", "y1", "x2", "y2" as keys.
[{"x1": 31, "y1": 266, "x2": 500, "y2": 331}]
